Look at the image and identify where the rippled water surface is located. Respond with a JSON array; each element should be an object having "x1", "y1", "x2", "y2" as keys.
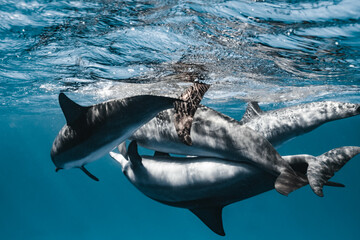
[
  {"x1": 1, "y1": 1, "x2": 360, "y2": 239},
  {"x1": 1, "y1": 0, "x2": 360, "y2": 112}
]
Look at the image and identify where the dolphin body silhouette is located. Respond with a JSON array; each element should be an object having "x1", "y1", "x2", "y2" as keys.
[
  {"x1": 130, "y1": 101, "x2": 360, "y2": 195},
  {"x1": 110, "y1": 141, "x2": 360, "y2": 236},
  {"x1": 50, "y1": 83, "x2": 209, "y2": 181},
  {"x1": 51, "y1": 93, "x2": 178, "y2": 180}
]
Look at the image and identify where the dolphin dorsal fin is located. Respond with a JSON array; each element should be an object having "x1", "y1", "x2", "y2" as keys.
[
  {"x1": 154, "y1": 151, "x2": 170, "y2": 157},
  {"x1": 59, "y1": 93, "x2": 89, "y2": 126},
  {"x1": 128, "y1": 141, "x2": 142, "y2": 166},
  {"x1": 239, "y1": 101, "x2": 263, "y2": 124},
  {"x1": 190, "y1": 206, "x2": 225, "y2": 236}
]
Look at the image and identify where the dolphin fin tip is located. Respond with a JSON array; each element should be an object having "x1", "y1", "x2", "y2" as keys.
[
  {"x1": 80, "y1": 166, "x2": 99, "y2": 181},
  {"x1": 325, "y1": 181, "x2": 345, "y2": 188},
  {"x1": 58, "y1": 92, "x2": 88, "y2": 127}
]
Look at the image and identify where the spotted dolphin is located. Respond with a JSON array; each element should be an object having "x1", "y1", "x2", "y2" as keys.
[
  {"x1": 110, "y1": 141, "x2": 360, "y2": 236},
  {"x1": 130, "y1": 101, "x2": 360, "y2": 195}
]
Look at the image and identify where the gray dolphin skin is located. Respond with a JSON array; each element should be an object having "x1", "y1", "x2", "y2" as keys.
[
  {"x1": 50, "y1": 93, "x2": 179, "y2": 180},
  {"x1": 110, "y1": 141, "x2": 360, "y2": 236},
  {"x1": 132, "y1": 101, "x2": 360, "y2": 149},
  {"x1": 241, "y1": 101, "x2": 360, "y2": 146},
  {"x1": 130, "y1": 101, "x2": 360, "y2": 195}
]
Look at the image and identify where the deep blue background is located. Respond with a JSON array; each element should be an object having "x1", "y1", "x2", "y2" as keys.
[{"x1": 1, "y1": 105, "x2": 359, "y2": 239}]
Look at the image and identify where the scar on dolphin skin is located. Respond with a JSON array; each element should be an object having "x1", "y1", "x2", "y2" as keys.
[{"x1": 174, "y1": 82, "x2": 210, "y2": 145}]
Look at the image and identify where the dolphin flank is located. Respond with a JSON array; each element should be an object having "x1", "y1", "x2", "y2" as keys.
[
  {"x1": 130, "y1": 101, "x2": 360, "y2": 195},
  {"x1": 110, "y1": 141, "x2": 360, "y2": 236}
]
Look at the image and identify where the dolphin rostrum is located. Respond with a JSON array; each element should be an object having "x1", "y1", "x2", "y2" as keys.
[
  {"x1": 110, "y1": 141, "x2": 360, "y2": 236},
  {"x1": 130, "y1": 101, "x2": 360, "y2": 195}
]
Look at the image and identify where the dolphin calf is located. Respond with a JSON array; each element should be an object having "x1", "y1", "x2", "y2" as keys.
[{"x1": 110, "y1": 141, "x2": 360, "y2": 236}]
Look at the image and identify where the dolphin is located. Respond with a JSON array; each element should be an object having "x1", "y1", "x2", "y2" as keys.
[
  {"x1": 51, "y1": 82, "x2": 210, "y2": 180},
  {"x1": 49, "y1": 82, "x2": 205, "y2": 180},
  {"x1": 110, "y1": 141, "x2": 360, "y2": 236},
  {"x1": 50, "y1": 93, "x2": 178, "y2": 180},
  {"x1": 132, "y1": 101, "x2": 360, "y2": 149},
  {"x1": 130, "y1": 101, "x2": 360, "y2": 195}
]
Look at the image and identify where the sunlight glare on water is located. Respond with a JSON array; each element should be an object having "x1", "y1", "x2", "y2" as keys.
[{"x1": 0, "y1": 0, "x2": 359, "y2": 113}]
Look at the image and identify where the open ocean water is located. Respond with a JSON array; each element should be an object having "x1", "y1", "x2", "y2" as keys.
[{"x1": 0, "y1": 0, "x2": 360, "y2": 239}]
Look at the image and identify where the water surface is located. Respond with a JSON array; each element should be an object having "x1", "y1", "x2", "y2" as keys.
[{"x1": 0, "y1": 0, "x2": 359, "y2": 239}]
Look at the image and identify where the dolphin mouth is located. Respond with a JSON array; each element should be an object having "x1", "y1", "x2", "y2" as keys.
[{"x1": 55, "y1": 167, "x2": 63, "y2": 172}]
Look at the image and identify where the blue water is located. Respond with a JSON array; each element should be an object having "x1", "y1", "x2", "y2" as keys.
[{"x1": 1, "y1": 0, "x2": 359, "y2": 239}]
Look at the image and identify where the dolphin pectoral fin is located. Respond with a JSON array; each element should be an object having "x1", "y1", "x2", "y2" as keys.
[
  {"x1": 154, "y1": 151, "x2": 170, "y2": 157},
  {"x1": 109, "y1": 151, "x2": 129, "y2": 170},
  {"x1": 174, "y1": 83, "x2": 210, "y2": 146},
  {"x1": 307, "y1": 146, "x2": 360, "y2": 197},
  {"x1": 239, "y1": 101, "x2": 264, "y2": 125},
  {"x1": 80, "y1": 166, "x2": 99, "y2": 181},
  {"x1": 324, "y1": 181, "x2": 345, "y2": 188},
  {"x1": 128, "y1": 141, "x2": 142, "y2": 166},
  {"x1": 58, "y1": 93, "x2": 89, "y2": 126},
  {"x1": 190, "y1": 206, "x2": 225, "y2": 236},
  {"x1": 275, "y1": 169, "x2": 308, "y2": 196}
]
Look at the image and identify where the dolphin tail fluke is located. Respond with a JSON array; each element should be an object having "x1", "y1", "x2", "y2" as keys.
[
  {"x1": 307, "y1": 146, "x2": 360, "y2": 197},
  {"x1": 174, "y1": 82, "x2": 210, "y2": 146},
  {"x1": 275, "y1": 168, "x2": 308, "y2": 196}
]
